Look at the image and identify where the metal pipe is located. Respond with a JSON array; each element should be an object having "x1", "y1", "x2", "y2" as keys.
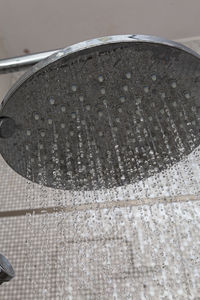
[
  {"x1": 0, "y1": 194, "x2": 199, "y2": 218},
  {"x1": 0, "y1": 49, "x2": 61, "y2": 74}
]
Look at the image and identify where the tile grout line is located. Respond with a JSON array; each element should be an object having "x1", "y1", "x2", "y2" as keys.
[{"x1": 0, "y1": 193, "x2": 199, "y2": 218}]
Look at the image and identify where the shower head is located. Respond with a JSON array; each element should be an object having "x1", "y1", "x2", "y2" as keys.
[
  {"x1": 0, "y1": 35, "x2": 200, "y2": 190},
  {"x1": 0, "y1": 254, "x2": 15, "y2": 285}
]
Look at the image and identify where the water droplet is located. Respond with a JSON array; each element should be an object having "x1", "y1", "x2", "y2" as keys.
[
  {"x1": 191, "y1": 106, "x2": 196, "y2": 112},
  {"x1": 100, "y1": 88, "x2": 105, "y2": 95},
  {"x1": 161, "y1": 92, "x2": 166, "y2": 99},
  {"x1": 40, "y1": 130, "x2": 45, "y2": 137},
  {"x1": 79, "y1": 95, "x2": 84, "y2": 102},
  {"x1": 48, "y1": 119, "x2": 53, "y2": 125},
  {"x1": 118, "y1": 107, "x2": 122, "y2": 113},
  {"x1": 86, "y1": 105, "x2": 90, "y2": 111},
  {"x1": 171, "y1": 81, "x2": 177, "y2": 88},
  {"x1": 160, "y1": 109, "x2": 165, "y2": 114},
  {"x1": 61, "y1": 106, "x2": 66, "y2": 112},
  {"x1": 120, "y1": 96, "x2": 125, "y2": 103},
  {"x1": 144, "y1": 86, "x2": 149, "y2": 93},
  {"x1": 151, "y1": 74, "x2": 157, "y2": 81},
  {"x1": 61, "y1": 123, "x2": 65, "y2": 128},
  {"x1": 98, "y1": 75, "x2": 104, "y2": 82},
  {"x1": 49, "y1": 98, "x2": 55, "y2": 105},
  {"x1": 34, "y1": 113, "x2": 39, "y2": 120},
  {"x1": 136, "y1": 109, "x2": 140, "y2": 115},
  {"x1": 123, "y1": 85, "x2": 128, "y2": 92},
  {"x1": 177, "y1": 289, "x2": 183, "y2": 296},
  {"x1": 126, "y1": 72, "x2": 131, "y2": 79},
  {"x1": 71, "y1": 112, "x2": 76, "y2": 119},
  {"x1": 71, "y1": 84, "x2": 77, "y2": 92},
  {"x1": 90, "y1": 168, "x2": 95, "y2": 175},
  {"x1": 27, "y1": 129, "x2": 31, "y2": 136},
  {"x1": 42, "y1": 289, "x2": 48, "y2": 295},
  {"x1": 184, "y1": 92, "x2": 190, "y2": 99},
  {"x1": 115, "y1": 117, "x2": 120, "y2": 123},
  {"x1": 98, "y1": 111, "x2": 103, "y2": 117},
  {"x1": 136, "y1": 98, "x2": 141, "y2": 104},
  {"x1": 149, "y1": 116, "x2": 153, "y2": 121}
]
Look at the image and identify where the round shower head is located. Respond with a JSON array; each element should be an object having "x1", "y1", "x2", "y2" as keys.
[{"x1": 0, "y1": 35, "x2": 200, "y2": 190}]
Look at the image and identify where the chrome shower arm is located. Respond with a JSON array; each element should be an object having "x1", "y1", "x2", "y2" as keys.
[{"x1": 0, "y1": 49, "x2": 60, "y2": 74}]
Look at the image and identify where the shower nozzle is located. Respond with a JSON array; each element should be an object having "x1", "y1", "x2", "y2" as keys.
[{"x1": 0, "y1": 117, "x2": 16, "y2": 139}]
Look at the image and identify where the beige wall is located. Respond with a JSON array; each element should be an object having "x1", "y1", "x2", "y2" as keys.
[{"x1": 0, "y1": 0, "x2": 200, "y2": 57}]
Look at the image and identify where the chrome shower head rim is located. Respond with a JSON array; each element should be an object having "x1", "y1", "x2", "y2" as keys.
[{"x1": 1, "y1": 34, "x2": 200, "y2": 107}]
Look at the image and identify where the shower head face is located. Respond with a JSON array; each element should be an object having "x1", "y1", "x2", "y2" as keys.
[{"x1": 0, "y1": 35, "x2": 200, "y2": 190}]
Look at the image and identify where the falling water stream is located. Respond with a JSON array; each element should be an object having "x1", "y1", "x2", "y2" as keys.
[
  {"x1": 22, "y1": 146, "x2": 200, "y2": 299},
  {"x1": 23, "y1": 44, "x2": 200, "y2": 298}
]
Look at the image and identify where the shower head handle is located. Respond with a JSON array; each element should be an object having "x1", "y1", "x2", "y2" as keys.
[{"x1": 0, "y1": 49, "x2": 60, "y2": 74}]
